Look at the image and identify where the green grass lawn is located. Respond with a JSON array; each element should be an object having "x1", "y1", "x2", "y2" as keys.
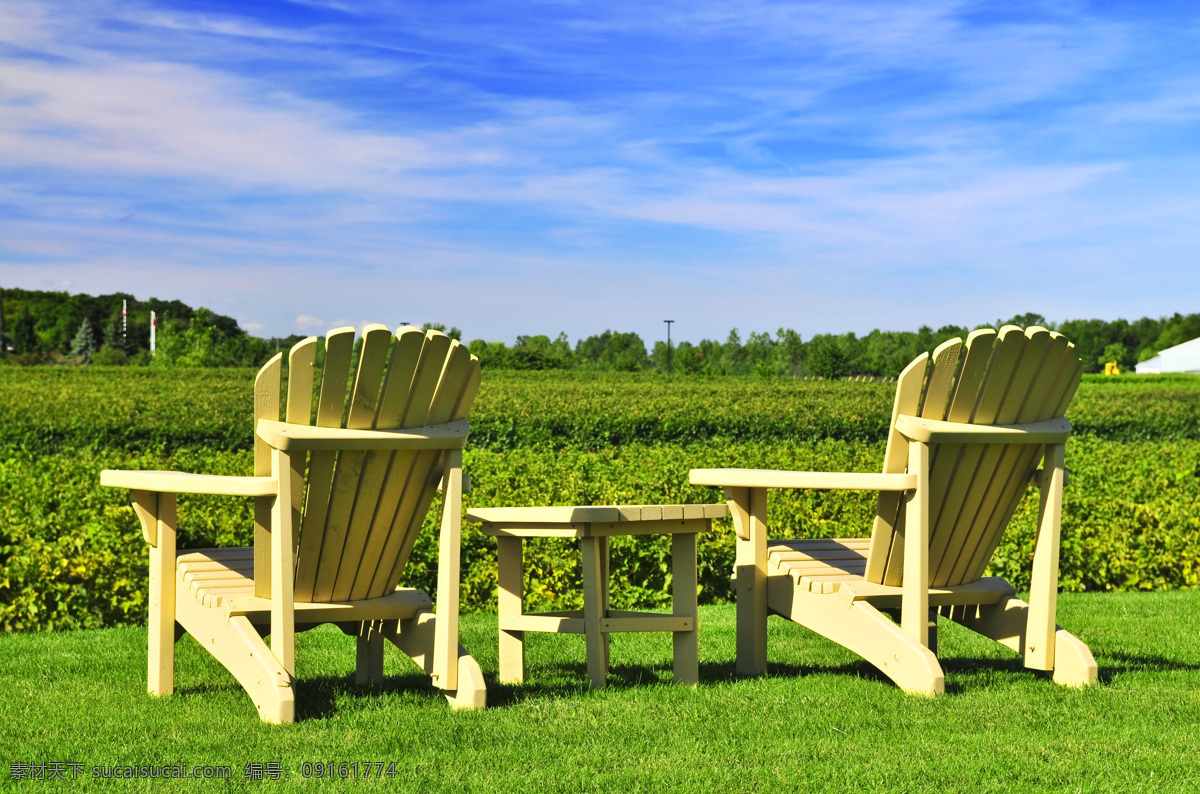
[{"x1": 4, "y1": 592, "x2": 1199, "y2": 792}]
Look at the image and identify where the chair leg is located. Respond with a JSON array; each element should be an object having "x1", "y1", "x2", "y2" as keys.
[
  {"x1": 948, "y1": 596, "x2": 1098, "y2": 687},
  {"x1": 174, "y1": 592, "x2": 295, "y2": 723},
  {"x1": 145, "y1": 493, "x2": 177, "y2": 696},
  {"x1": 881, "y1": 607, "x2": 938, "y2": 656},
  {"x1": 768, "y1": 578, "x2": 944, "y2": 695},
  {"x1": 356, "y1": 621, "x2": 385, "y2": 685},
  {"x1": 382, "y1": 609, "x2": 486, "y2": 709}
]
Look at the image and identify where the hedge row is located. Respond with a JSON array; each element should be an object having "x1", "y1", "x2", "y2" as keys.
[
  {"x1": 2, "y1": 369, "x2": 1199, "y2": 456},
  {"x1": 4, "y1": 436, "x2": 1198, "y2": 632}
]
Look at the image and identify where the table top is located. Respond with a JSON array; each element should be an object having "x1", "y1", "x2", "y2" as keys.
[{"x1": 467, "y1": 503, "x2": 728, "y2": 532}]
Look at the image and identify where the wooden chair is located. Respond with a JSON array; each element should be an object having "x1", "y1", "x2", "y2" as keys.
[
  {"x1": 101, "y1": 325, "x2": 486, "y2": 721},
  {"x1": 691, "y1": 326, "x2": 1099, "y2": 695}
]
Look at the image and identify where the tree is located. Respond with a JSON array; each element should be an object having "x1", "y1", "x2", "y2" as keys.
[
  {"x1": 70, "y1": 318, "x2": 96, "y2": 363},
  {"x1": 602, "y1": 332, "x2": 648, "y2": 372},
  {"x1": 776, "y1": 328, "x2": 804, "y2": 376},
  {"x1": 509, "y1": 334, "x2": 563, "y2": 370},
  {"x1": 11, "y1": 305, "x2": 37, "y2": 354},
  {"x1": 1100, "y1": 342, "x2": 1129, "y2": 369},
  {"x1": 744, "y1": 331, "x2": 777, "y2": 377},
  {"x1": 721, "y1": 328, "x2": 747, "y2": 375},
  {"x1": 673, "y1": 341, "x2": 703, "y2": 374},
  {"x1": 1001, "y1": 312, "x2": 1050, "y2": 329},
  {"x1": 421, "y1": 322, "x2": 462, "y2": 341},
  {"x1": 806, "y1": 335, "x2": 849, "y2": 379}
]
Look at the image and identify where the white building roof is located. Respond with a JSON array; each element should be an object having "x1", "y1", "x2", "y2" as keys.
[{"x1": 1135, "y1": 336, "x2": 1200, "y2": 374}]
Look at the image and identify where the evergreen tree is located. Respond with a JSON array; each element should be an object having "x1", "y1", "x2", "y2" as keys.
[{"x1": 70, "y1": 318, "x2": 96, "y2": 363}]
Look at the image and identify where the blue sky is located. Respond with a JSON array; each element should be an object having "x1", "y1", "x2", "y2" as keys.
[{"x1": 2, "y1": 0, "x2": 1199, "y2": 345}]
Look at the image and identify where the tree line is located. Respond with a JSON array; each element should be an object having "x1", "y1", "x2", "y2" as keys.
[{"x1": 2, "y1": 288, "x2": 1198, "y2": 377}]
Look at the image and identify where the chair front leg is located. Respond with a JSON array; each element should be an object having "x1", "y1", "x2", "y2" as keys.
[
  {"x1": 270, "y1": 448, "x2": 295, "y2": 677},
  {"x1": 134, "y1": 490, "x2": 177, "y2": 696},
  {"x1": 433, "y1": 449, "x2": 463, "y2": 692},
  {"x1": 1026, "y1": 443, "x2": 1065, "y2": 671},
  {"x1": 728, "y1": 486, "x2": 768, "y2": 676},
  {"x1": 901, "y1": 440, "x2": 930, "y2": 647}
]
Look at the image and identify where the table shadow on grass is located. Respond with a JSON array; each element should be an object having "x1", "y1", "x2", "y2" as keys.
[{"x1": 481, "y1": 658, "x2": 898, "y2": 707}]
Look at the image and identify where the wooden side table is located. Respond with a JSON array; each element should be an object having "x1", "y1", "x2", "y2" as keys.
[{"x1": 467, "y1": 504, "x2": 728, "y2": 688}]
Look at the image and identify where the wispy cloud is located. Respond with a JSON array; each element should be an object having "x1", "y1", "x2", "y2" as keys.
[{"x1": 3, "y1": 0, "x2": 1200, "y2": 342}]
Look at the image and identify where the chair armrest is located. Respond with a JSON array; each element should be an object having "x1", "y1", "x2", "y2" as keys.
[
  {"x1": 894, "y1": 415, "x2": 1071, "y2": 445},
  {"x1": 100, "y1": 469, "x2": 277, "y2": 496},
  {"x1": 256, "y1": 418, "x2": 469, "y2": 452},
  {"x1": 689, "y1": 468, "x2": 916, "y2": 491}
]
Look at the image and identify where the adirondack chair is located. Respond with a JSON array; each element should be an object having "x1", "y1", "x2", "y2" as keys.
[
  {"x1": 690, "y1": 326, "x2": 1099, "y2": 695},
  {"x1": 100, "y1": 325, "x2": 486, "y2": 722}
]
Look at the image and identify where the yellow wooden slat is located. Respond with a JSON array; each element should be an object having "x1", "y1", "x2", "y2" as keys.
[
  {"x1": 601, "y1": 616, "x2": 692, "y2": 633},
  {"x1": 920, "y1": 337, "x2": 962, "y2": 421},
  {"x1": 285, "y1": 337, "x2": 318, "y2": 584},
  {"x1": 769, "y1": 548, "x2": 867, "y2": 562},
  {"x1": 865, "y1": 350, "x2": 927, "y2": 584},
  {"x1": 362, "y1": 333, "x2": 457, "y2": 597},
  {"x1": 958, "y1": 333, "x2": 1082, "y2": 582},
  {"x1": 340, "y1": 328, "x2": 429, "y2": 601},
  {"x1": 312, "y1": 325, "x2": 394, "y2": 602},
  {"x1": 925, "y1": 326, "x2": 1028, "y2": 586},
  {"x1": 374, "y1": 327, "x2": 427, "y2": 425},
  {"x1": 770, "y1": 537, "x2": 870, "y2": 551},
  {"x1": 955, "y1": 332, "x2": 1068, "y2": 583},
  {"x1": 946, "y1": 328, "x2": 997, "y2": 423},
  {"x1": 252, "y1": 353, "x2": 282, "y2": 599},
  {"x1": 346, "y1": 324, "x2": 394, "y2": 428},
  {"x1": 944, "y1": 328, "x2": 1054, "y2": 584},
  {"x1": 772, "y1": 554, "x2": 867, "y2": 570},
  {"x1": 379, "y1": 340, "x2": 479, "y2": 595},
  {"x1": 915, "y1": 338, "x2": 968, "y2": 583},
  {"x1": 331, "y1": 327, "x2": 428, "y2": 601},
  {"x1": 293, "y1": 327, "x2": 355, "y2": 602},
  {"x1": 873, "y1": 350, "x2": 945, "y2": 590},
  {"x1": 921, "y1": 326, "x2": 1002, "y2": 586},
  {"x1": 285, "y1": 338, "x2": 318, "y2": 425}
]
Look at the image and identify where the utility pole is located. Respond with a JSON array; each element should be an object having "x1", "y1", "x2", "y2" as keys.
[{"x1": 664, "y1": 319, "x2": 674, "y2": 375}]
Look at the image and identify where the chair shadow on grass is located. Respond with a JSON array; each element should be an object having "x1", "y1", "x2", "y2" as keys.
[
  {"x1": 167, "y1": 637, "x2": 1200, "y2": 719},
  {"x1": 1091, "y1": 650, "x2": 1200, "y2": 685}
]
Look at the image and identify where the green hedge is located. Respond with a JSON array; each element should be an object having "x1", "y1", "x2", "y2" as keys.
[
  {"x1": 4, "y1": 369, "x2": 1199, "y2": 456},
  {"x1": 2, "y1": 367, "x2": 1199, "y2": 632},
  {"x1": 5, "y1": 437, "x2": 1199, "y2": 632}
]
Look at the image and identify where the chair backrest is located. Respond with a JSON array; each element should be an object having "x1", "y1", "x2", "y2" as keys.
[
  {"x1": 863, "y1": 325, "x2": 1082, "y2": 588},
  {"x1": 252, "y1": 325, "x2": 481, "y2": 603}
]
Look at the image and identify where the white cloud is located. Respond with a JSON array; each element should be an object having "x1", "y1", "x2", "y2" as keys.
[{"x1": 3, "y1": 0, "x2": 1200, "y2": 343}]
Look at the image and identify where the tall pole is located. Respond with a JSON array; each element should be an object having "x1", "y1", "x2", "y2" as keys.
[
  {"x1": 664, "y1": 319, "x2": 674, "y2": 375},
  {"x1": 122, "y1": 299, "x2": 127, "y2": 342}
]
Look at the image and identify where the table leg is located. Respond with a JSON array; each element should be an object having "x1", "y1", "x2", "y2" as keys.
[
  {"x1": 580, "y1": 534, "x2": 608, "y2": 688},
  {"x1": 672, "y1": 531, "x2": 699, "y2": 685},
  {"x1": 496, "y1": 536, "x2": 525, "y2": 684},
  {"x1": 599, "y1": 535, "x2": 611, "y2": 669}
]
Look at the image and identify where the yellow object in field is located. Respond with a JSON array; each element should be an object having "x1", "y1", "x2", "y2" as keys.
[{"x1": 1105, "y1": 361, "x2": 1120, "y2": 375}]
